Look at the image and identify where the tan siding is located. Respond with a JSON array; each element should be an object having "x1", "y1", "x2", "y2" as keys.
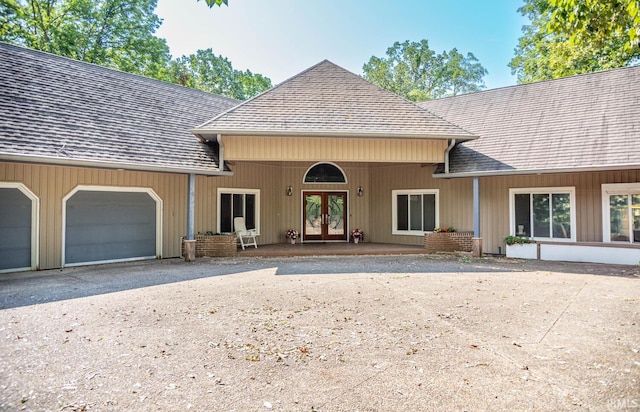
[
  {"x1": 479, "y1": 170, "x2": 640, "y2": 254},
  {"x1": 0, "y1": 162, "x2": 188, "y2": 270},
  {"x1": 196, "y1": 162, "x2": 373, "y2": 244},
  {"x1": 4, "y1": 160, "x2": 637, "y2": 269},
  {"x1": 223, "y1": 136, "x2": 448, "y2": 163},
  {"x1": 369, "y1": 164, "x2": 473, "y2": 246}
]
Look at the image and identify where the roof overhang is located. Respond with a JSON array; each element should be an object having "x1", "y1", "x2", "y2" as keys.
[
  {"x1": 433, "y1": 163, "x2": 640, "y2": 179},
  {"x1": 0, "y1": 154, "x2": 233, "y2": 177}
]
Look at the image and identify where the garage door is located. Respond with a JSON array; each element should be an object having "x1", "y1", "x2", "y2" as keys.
[
  {"x1": 65, "y1": 190, "x2": 158, "y2": 266},
  {"x1": 0, "y1": 187, "x2": 32, "y2": 271}
]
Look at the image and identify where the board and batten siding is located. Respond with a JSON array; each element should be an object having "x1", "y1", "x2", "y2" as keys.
[
  {"x1": 222, "y1": 136, "x2": 448, "y2": 163},
  {"x1": 479, "y1": 170, "x2": 640, "y2": 255},
  {"x1": 195, "y1": 161, "x2": 371, "y2": 244},
  {"x1": 0, "y1": 161, "x2": 188, "y2": 270},
  {"x1": 369, "y1": 164, "x2": 473, "y2": 246}
]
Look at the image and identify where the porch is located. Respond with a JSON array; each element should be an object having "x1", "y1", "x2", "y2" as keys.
[{"x1": 236, "y1": 242, "x2": 427, "y2": 257}]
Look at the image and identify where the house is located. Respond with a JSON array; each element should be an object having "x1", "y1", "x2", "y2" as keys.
[
  {"x1": 1, "y1": 42, "x2": 639, "y2": 272},
  {"x1": 0, "y1": 42, "x2": 238, "y2": 272},
  {"x1": 419, "y1": 66, "x2": 640, "y2": 264}
]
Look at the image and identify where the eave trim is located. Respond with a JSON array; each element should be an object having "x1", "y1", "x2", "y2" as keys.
[{"x1": 0, "y1": 154, "x2": 233, "y2": 176}]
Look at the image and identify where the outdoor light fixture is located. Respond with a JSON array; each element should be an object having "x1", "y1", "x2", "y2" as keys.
[
  {"x1": 357, "y1": 186, "x2": 363, "y2": 196},
  {"x1": 287, "y1": 186, "x2": 293, "y2": 196}
]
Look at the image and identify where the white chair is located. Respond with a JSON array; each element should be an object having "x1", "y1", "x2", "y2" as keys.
[{"x1": 234, "y1": 217, "x2": 258, "y2": 250}]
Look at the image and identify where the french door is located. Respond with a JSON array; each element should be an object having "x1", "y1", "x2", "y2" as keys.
[{"x1": 303, "y1": 192, "x2": 347, "y2": 241}]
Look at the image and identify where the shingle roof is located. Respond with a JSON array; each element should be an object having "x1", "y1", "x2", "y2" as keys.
[
  {"x1": 418, "y1": 66, "x2": 640, "y2": 176},
  {"x1": 0, "y1": 42, "x2": 238, "y2": 175},
  {"x1": 194, "y1": 60, "x2": 475, "y2": 140}
]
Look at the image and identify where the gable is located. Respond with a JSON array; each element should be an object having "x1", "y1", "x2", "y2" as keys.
[{"x1": 194, "y1": 60, "x2": 475, "y2": 140}]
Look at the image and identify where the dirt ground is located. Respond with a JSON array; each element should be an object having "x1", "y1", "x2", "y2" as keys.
[{"x1": 1, "y1": 255, "x2": 639, "y2": 411}]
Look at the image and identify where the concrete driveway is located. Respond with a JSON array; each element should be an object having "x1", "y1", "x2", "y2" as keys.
[{"x1": 1, "y1": 255, "x2": 639, "y2": 411}]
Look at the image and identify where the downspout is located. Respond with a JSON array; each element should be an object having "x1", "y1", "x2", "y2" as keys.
[
  {"x1": 444, "y1": 139, "x2": 456, "y2": 175},
  {"x1": 187, "y1": 173, "x2": 195, "y2": 240},
  {"x1": 216, "y1": 133, "x2": 224, "y2": 171}
]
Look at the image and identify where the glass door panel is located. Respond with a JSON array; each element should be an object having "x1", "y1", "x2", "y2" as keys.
[
  {"x1": 327, "y1": 194, "x2": 345, "y2": 238},
  {"x1": 305, "y1": 194, "x2": 322, "y2": 238},
  {"x1": 303, "y1": 192, "x2": 347, "y2": 241},
  {"x1": 609, "y1": 194, "x2": 629, "y2": 241}
]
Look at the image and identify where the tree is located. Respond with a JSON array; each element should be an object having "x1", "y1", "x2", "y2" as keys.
[
  {"x1": 200, "y1": 0, "x2": 228, "y2": 7},
  {"x1": 548, "y1": 0, "x2": 639, "y2": 51},
  {"x1": 167, "y1": 48, "x2": 272, "y2": 100},
  {"x1": 509, "y1": 0, "x2": 640, "y2": 83},
  {"x1": 362, "y1": 40, "x2": 488, "y2": 101},
  {"x1": 0, "y1": 0, "x2": 171, "y2": 78}
]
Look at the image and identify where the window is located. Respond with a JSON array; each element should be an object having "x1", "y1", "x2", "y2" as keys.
[
  {"x1": 304, "y1": 162, "x2": 346, "y2": 183},
  {"x1": 392, "y1": 190, "x2": 438, "y2": 235},
  {"x1": 602, "y1": 183, "x2": 640, "y2": 243},
  {"x1": 217, "y1": 189, "x2": 260, "y2": 233},
  {"x1": 509, "y1": 187, "x2": 575, "y2": 241}
]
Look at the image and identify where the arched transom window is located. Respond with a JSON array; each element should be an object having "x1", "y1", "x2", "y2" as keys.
[{"x1": 304, "y1": 163, "x2": 346, "y2": 183}]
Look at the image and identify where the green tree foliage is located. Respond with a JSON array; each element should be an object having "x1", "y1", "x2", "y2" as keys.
[
  {"x1": 168, "y1": 48, "x2": 272, "y2": 100},
  {"x1": 510, "y1": 0, "x2": 640, "y2": 83},
  {"x1": 362, "y1": 40, "x2": 488, "y2": 101},
  {"x1": 0, "y1": 0, "x2": 272, "y2": 99},
  {"x1": 200, "y1": 0, "x2": 228, "y2": 7},
  {"x1": 0, "y1": 0, "x2": 172, "y2": 78}
]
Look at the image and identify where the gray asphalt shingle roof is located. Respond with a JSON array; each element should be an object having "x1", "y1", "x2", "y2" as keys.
[
  {"x1": 418, "y1": 65, "x2": 640, "y2": 176},
  {"x1": 0, "y1": 42, "x2": 238, "y2": 175},
  {"x1": 194, "y1": 60, "x2": 475, "y2": 140}
]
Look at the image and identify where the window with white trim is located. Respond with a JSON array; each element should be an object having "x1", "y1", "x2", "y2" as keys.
[
  {"x1": 509, "y1": 187, "x2": 576, "y2": 241},
  {"x1": 392, "y1": 189, "x2": 438, "y2": 235},
  {"x1": 218, "y1": 189, "x2": 260, "y2": 233},
  {"x1": 602, "y1": 183, "x2": 640, "y2": 243}
]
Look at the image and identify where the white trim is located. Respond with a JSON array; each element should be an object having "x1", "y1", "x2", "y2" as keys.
[
  {"x1": 216, "y1": 188, "x2": 261, "y2": 235},
  {"x1": 601, "y1": 182, "x2": 640, "y2": 243},
  {"x1": 64, "y1": 255, "x2": 156, "y2": 268},
  {"x1": 0, "y1": 182, "x2": 40, "y2": 273},
  {"x1": 508, "y1": 187, "x2": 576, "y2": 242},
  {"x1": 391, "y1": 189, "x2": 439, "y2": 236},
  {"x1": 303, "y1": 162, "x2": 348, "y2": 184},
  {"x1": 61, "y1": 185, "x2": 163, "y2": 268}
]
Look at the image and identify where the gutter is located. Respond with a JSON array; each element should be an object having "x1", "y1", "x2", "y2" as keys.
[
  {"x1": 191, "y1": 129, "x2": 478, "y2": 141},
  {"x1": 0, "y1": 154, "x2": 233, "y2": 177},
  {"x1": 432, "y1": 163, "x2": 640, "y2": 179}
]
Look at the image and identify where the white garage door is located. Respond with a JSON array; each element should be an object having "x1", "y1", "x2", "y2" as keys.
[
  {"x1": 0, "y1": 187, "x2": 32, "y2": 271},
  {"x1": 65, "y1": 189, "x2": 159, "y2": 266}
]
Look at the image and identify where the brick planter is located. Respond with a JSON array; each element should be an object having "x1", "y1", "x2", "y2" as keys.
[
  {"x1": 424, "y1": 232, "x2": 473, "y2": 254},
  {"x1": 182, "y1": 235, "x2": 237, "y2": 258}
]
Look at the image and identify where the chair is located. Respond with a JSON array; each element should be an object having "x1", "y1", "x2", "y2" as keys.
[{"x1": 234, "y1": 217, "x2": 258, "y2": 250}]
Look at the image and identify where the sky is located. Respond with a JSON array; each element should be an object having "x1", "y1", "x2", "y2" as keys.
[{"x1": 155, "y1": 0, "x2": 529, "y2": 90}]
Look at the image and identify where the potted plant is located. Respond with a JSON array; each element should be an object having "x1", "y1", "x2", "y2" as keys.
[
  {"x1": 350, "y1": 228, "x2": 364, "y2": 243},
  {"x1": 433, "y1": 226, "x2": 455, "y2": 233},
  {"x1": 286, "y1": 228, "x2": 299, "y2": 244},
  {"x1": 504, "y1": 235, "x2": 537, "y2": 259}
]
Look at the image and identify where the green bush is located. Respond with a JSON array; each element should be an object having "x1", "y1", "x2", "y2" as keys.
[{"x1": 503, "y1": 235, "x2": 533, "y2": 245}]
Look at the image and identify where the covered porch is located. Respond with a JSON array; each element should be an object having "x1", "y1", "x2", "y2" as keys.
[{"x1": 235, "y1": 242, "x2": 428, "y2": 257}]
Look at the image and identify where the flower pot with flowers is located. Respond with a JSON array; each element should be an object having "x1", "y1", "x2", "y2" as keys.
[
  {"x1": 350, "y1": 228, "x2": 364, "y2": 243},
  {"x1": 286, "y1": 228, "x2": 299, "y2": 244},
  {"x1": 433, "y1": 226, "x2": 455, "y2": 233}
]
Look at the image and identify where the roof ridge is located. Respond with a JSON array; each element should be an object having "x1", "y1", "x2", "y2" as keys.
[
  {"x1": 419, "y1": 63, "x2": 640, "y2": 103},
  {"x1": 0, "y1": 41, "x2": 239, "y2": 104}
]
